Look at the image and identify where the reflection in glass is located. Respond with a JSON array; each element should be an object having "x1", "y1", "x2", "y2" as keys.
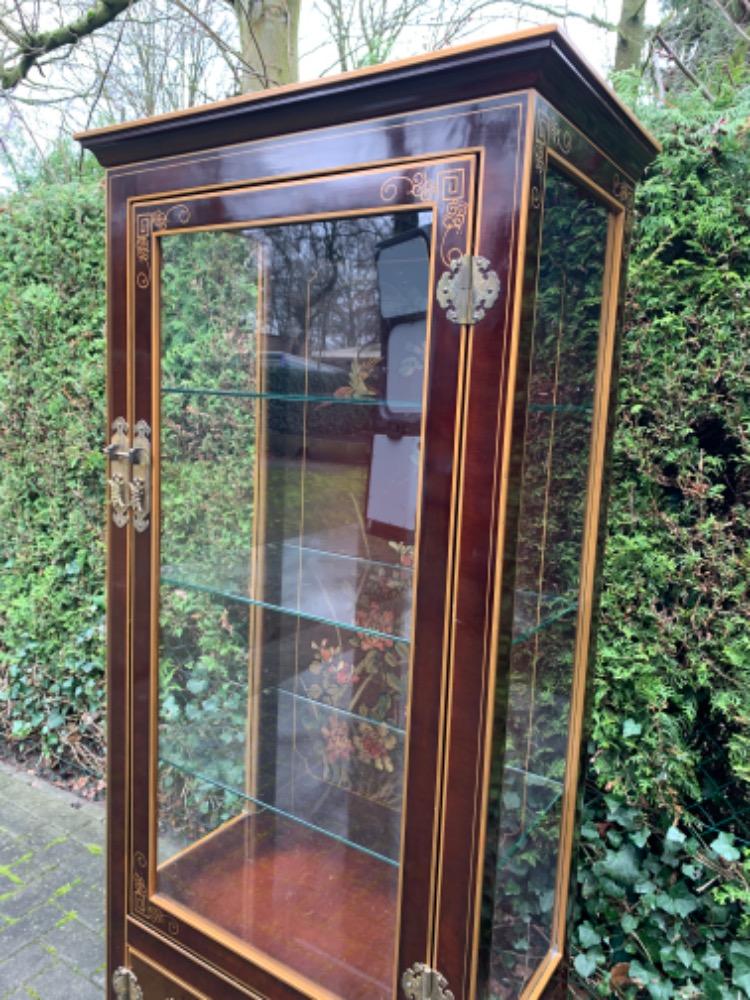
[
  {"x1": 482, "y1": 167, "x2": 610, "y2": 998},
  {"x1": 155, "y1": 215, "x2": 431, "y2": 999}
]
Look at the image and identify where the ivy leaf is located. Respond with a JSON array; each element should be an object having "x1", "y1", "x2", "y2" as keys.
[
  {"x1": 654, "y1": 888, "x2": 699, "y2": 918},
  {"x1": 631, "y1": 827, "x2": 650, "y2": 848},
  {"x1": 578, "y1": 922, "x2": 602, "y2": 948},
  {"x1": 629, "y1": 961, "x2": 674, "y2": 999},
  {"x1": 681, "y1": 862, "x2": 702, "y2": 880},
  {"x1": 581, "y1": 820, "x2": 600, "y2": 841},
  {"x1": 597, "y1": 845, "x2": 640, "y2": 886},
  {"x1": 46, "y1": 711, "x2": 65, "y2": 730},
  {"x1": 703, "y1": 944, "x2": 722, "y2": 971},
  {"x1": 665, "y1": 825, "x2": 686, "y2": 845},
  {"x1": 731, "y1": 959, "x2": 750, "y2": 997},
  {"x1": 675, "y1": 943, "x2": 694, "y2": 968},
  {"x1": 622, "y1": 718, "x2": 642, "y2": 738},
  {"x1": 710, "y1": 832, "x2": 741, "y2": 862},
  {"x1": 573, "y1": 951, "x2": 598, "y2": 979}
]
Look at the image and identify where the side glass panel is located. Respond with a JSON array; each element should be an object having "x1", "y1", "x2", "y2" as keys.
[
  {"x1": 481, "y1": 166, "x2": 611, "y2": 997},
  {"x1": 155, "y1": 214, "x2": 432, "y2": 1000}
]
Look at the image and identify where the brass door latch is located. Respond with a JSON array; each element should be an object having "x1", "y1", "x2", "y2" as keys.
[
  {"x1": 402, "y1": 963, "x2": 455, "y2": 1000},
  {"x1": 436, "y1": 254, "x2": 500, "y2": 325},
  {"x1": 112, "y1": 967, "x2": 143, "y2": 1000},
  {"x1": 104, "y1": 418, "x2": 151, "y2": 532}
]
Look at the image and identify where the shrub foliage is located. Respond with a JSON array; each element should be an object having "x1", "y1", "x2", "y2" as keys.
[
  {"x1": 0, "y1": 177, "x2": 106, "y2": 776},
  {"x1": 572, "y1": 86, "x2": 750, "y2": 995}
]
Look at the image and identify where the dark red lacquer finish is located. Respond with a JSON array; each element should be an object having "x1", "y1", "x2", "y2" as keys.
[{"x1": 79, "y1": 26, "x2": 657, "y2": 1000}]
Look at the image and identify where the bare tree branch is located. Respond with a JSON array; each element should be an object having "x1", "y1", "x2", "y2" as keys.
[
  {"x1": 518, "y1": 1, "x2": 616, "y2": 33},
  {"x1": 655, "y1": 31, "x2": 715, "y2": 101},
  {"x1": 80, "y1": 5, "x2": 125, "y2": 134},
  {"x1": 707, "y1": 0, "x2": 750, "y2": 43},
  {"x1": 168, "y1": 0, "x2": 262, "y2": 84},
  {"x1": 1, "y1": 0, "x2": 139, "y2": 90}
]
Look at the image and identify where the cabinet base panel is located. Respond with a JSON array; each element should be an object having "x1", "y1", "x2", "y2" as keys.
[{"x1": 158, "y1": 810, "x2": 398, "y2": 999}]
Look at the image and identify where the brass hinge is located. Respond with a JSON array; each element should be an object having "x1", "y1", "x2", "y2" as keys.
[
  {"x1": 112, "y1": 967, "x2": 143, "y2": 1000},
  {"x1": 402, "y1": 962, "x2": 455, "y2": 1000},
  {"x1": 436, "y1": 254, "x2": 501, "y2": 325},
  {"x1": 103, "y1": 417, "x2": 152, "y2": 532}
]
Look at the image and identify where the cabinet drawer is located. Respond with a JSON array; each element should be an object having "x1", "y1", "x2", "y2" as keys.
[
  {"x1": 127, "y1": 946, "x2": 261, "y2": 1000},
  {"x1": 128, "y1": 950, "x2": 208, "y2": 1000}
]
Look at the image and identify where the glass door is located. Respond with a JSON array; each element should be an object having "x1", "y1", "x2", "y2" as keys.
[{"x1": 129, "y1": 159, "x2": 476, "y2": 1000}]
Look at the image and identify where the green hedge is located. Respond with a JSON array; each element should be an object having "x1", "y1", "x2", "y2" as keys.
[
  {"x1": 0, "y1": 177, "x2": 106, "y2": 774},
  {"x1": 571, "y1": 86, "x2": 750, "y2": 996}
]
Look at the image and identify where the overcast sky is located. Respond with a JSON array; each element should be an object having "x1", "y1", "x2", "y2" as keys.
[
  {"x1": 0, "y1": 0, "x2": 660, "y2": 190},
  {"x1": 298, "y1": 0, "x2": 660, "y2": 79}
]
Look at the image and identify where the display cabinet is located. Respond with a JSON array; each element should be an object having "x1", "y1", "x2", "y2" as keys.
[{"x1": 78, "y1": 26, "x2": 658, "y2": 1000}]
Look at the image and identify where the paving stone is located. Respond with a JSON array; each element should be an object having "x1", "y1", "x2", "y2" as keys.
[
  {"x1": 0, "y1": 943, "x2": 54, "y2": 993},
  {"x1": 23, "y1": 959, "x2": 103, "y2": 1000},
  {"x1": 0, "y1": 881, "x2": 55, "y2": 920},
  {"x1": 0, "y1": 806, "x2": 51, "y2": 842},
  {"x1": 0, "y1": 763, "x2": 104, "y2": 998},
  {"x1": 45, "y1": 918, "x2": 105, "y2": 981},
  {"x1": 30, "y1": 841, "x2": 98, "y2": 883},
  {"x1": 80, "y1": 945, "x2": 107, "y2": 990},
  {"x1": 0, "y1": 841, "x2": 24, "y2": 867},
  {"x1": 25, "y1": 802, "x2": 91, "y2": 837},
  {"x1": 5, "y1": 856, "x2": 61, "y2": 890},
  {"x1": 0, "y1": 903, "x2": 63, "y2": 958},
  {"x1": 51, "y1": 882, "x2": 104, "y2": 935},
  {"x1": 69, "y1": 816, "x2": 106, "y2": 846}
]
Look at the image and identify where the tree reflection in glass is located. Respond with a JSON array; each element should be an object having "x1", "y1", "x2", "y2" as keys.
[{"x1": 154, "y1": 212, "x2": 431, "y2": 1000}]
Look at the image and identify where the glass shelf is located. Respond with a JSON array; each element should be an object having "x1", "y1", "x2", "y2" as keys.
[
  {"x1": 272, "y1": 684, "x2": 406, "y2": 738},
  {"x1": 162, "y1": 567, "x2": 571, "y2": 647},
  {"x1": 162, "y1": 384, "x2": 422, "y2": 411},
  {"x1": 277, "y1": 541, "x2": 413, "y2": 575},
  {"x1": 162, "y1": 541, "x2": 413, "y2": 644},
  {"x1": 159, "y1": 754, "x2": 400, "y2": 868},
  {"x1": 161, "y1": 574, "x2": 409, "y2": 643},
  {"x1": 158, "y1": 754, "x2": 555, "y2": 874}
]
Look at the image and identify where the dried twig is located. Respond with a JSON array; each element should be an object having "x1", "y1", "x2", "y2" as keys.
[{"x1": 655, "y1": 31, "x2": 715, "y2": 102}]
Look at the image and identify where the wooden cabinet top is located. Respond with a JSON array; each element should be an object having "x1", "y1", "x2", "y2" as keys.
[{"x1": 76, "y1": 25, "x2": 659, "y2": 178}]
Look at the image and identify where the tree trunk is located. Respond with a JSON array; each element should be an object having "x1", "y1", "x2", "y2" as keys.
[
  {"x1": 614, "y1": 0, "x2": 647, "y2": 72},
  {"x1": 235, "y1": 0, "x2": 301, "y2": 93}
]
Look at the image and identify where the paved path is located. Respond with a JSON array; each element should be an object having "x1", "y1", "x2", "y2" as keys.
[{"x1": 0, "y1": 761, "x2": 105, "y2": 999}]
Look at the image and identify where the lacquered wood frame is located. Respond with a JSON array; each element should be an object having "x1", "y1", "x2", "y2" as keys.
[
  {"x1": 130, "y1": 156, "x2": 479, "y2": 1000},
  {"x1": 81, "y1": 28, "x2": 658, "y2": 1000},
  {"x1": 435, "y1": 98, "x2": 633, "y2": 1000}
]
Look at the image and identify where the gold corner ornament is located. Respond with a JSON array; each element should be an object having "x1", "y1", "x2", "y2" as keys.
[
  {"x1": 402, "y1": 963, "x2": 455, "y2": 1000},
  {"x1": 436, "y1": 254, "x2": 500, "y2": 325},
  {"x1": 112, "y1": 967, "x2": 143, "y2": 1000}
]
